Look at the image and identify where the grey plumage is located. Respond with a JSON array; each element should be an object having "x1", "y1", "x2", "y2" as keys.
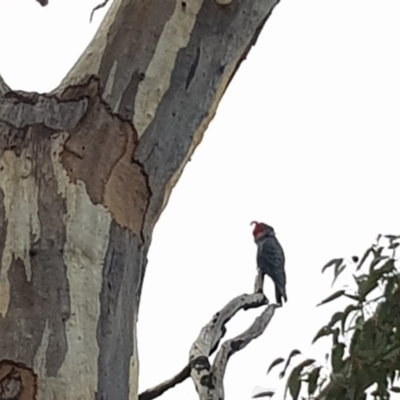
[{"x1": 251, "y1": 222, "x2": 287, "y2": 305}]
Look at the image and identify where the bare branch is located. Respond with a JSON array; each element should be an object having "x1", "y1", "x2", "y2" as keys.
[
  {"x1": 190, "y1": 293, "x2": 267, "y2": 361},
  {"x1": 212, "y1": 304, "x2": 278, "y2": 399},
  {"x1": 90, "y1": 0, "x2": 110, "y2": 22},
  {"x1": 139, "y1": 292, "x2": 269, "y2": 400},
  {"x1": 190, "y1": 292, "x2": 269, "y2": 400},
  {"x1": 139, "y1": 364, "x2": 190, "y2": 400}
]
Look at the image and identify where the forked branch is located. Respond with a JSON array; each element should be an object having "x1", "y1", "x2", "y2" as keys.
[
  {"x1": 211, "y1": 304, "x2": 277, "y2": 400},
  {"x1": 139, "y1": 289, "x2": 277, "y2": 400},
  {"x1": 90, "y1": 0, "x2": 110, "y2": 22}
]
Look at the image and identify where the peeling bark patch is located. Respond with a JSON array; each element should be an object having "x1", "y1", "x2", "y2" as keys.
[
  {"x1": 0, "y1": 360, "x2": 37, "y2": 400},
  {"x1": 199, "y1": 374, "x2": 215, "y2": 389},
  {"x1": 133, "y1": 0, "x2": 204, "y2": 137},
  {"x1": 103, "y1": 133, "x2": 149, "y2": 236},
  {"x1": 32, "y1": 136, "x2": 69, "y2": 377},
  {"x1": 61, "y1": 83, "x2": 149, "y2": 236},
  {"x1": 190, "y1": 356, "x2": 211, "y2": 372},
  {"x1": 118, "y1": 71, "x2": 143, "y2": 121},
  {"x1": 33, "y1": 133, "x2": 113, "y2": 399},
  {"x1": 60, "y1": 0, "x2": 176, "y2": 117},
  {"x1": 33, "y1": 319, "x2": 51, "y2": 377},
  {"x1": 0, "y1": 93, "x2": 88, "y2": 130},
  {"x1": 0, "y1": 127, "x2": 69, "y2": 376},
  {"x1": 103, "y1": 61, "x2": 119, "y2": 104},
  {"x1": 0, "y1": 77, "x2": 150, "y2": 397},
  {"x1": 61, "y1": 94, "x2": 130, "y2": 203},
  {"x1": 98, "y1": 0, "x2": 176, "y2": 116},
  {"x1": 0, "y1": 148, "x2": 40, "y2": 316}
]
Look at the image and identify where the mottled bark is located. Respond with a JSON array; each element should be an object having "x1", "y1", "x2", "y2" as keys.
[
  {"x1": 211, "y1": 304, "x2": 277, "y2": 400},
  {"x1": 190, "y1": 294, "x2": 273, "y2": 400},
  {"x1": 0, "y1": 0, "x2": 280, "y2": 399}
]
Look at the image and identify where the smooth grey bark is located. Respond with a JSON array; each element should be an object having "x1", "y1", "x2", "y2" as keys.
[{"x1": 0, "y1": 0, "x2": 281, "y2": 399}]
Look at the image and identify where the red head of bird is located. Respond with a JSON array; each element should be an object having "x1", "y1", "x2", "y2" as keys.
[{"x1": 250, "y1": 221, "x2": 275, "y2": 241}]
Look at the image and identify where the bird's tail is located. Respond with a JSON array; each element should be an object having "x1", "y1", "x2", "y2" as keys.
[{"x1": 275, "y1": 284, "x2": 287, "y2": 305}]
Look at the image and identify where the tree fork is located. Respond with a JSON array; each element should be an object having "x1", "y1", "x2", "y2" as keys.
[
  {"x1": 0, "y1": 0, "x2": 281, "y2": 399},
  {"x1": 139, "y1": 292, "x2": 276, "y2": 400}
]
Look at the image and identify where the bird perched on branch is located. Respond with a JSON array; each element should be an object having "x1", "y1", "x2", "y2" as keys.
[{"x1": 251, "y1": 221, "x2": 287, "y2": 305}]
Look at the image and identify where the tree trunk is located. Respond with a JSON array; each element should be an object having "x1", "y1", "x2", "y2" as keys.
[{"x1": 0, "y1": 0, "x2": 280, "y2": 399}]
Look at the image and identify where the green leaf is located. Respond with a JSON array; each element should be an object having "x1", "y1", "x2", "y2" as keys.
[
  {"x1": 390, "y1": 387, "x2": 400, "y2": 393},
  {"x1": 369, "y1": 255, "x2": 389, "y2": 272},
  {"x1": 357, "y1": 278, "x2": 378, "y2": 301},
  {"x1": 252, "y1": 391, "x2": 275, "y2": 398},
  {"x1": 341, "y1": 304, "x2": 361, "y2": 332},
  {"x1": 382, "y1": 346, "x2": 400, "y2": 361},
  {"x1": 388, "y1": 370, "x2": 397, "y2": 386},
  {"x1": 357, "y1": 259, "x2": 394, "y2": 301},
  {"x1": 356, "y1": 247, "x2": 373, "y2": 270},
  {"x1": 327, "y1": 312, "x2": 345, "y2": 330},
  {"x1": 332, "y1": 328, "x2": 340, "y2": 345},
  {"x1": 286, "y1": 369, "x2": 301, "y2": 400},
  {"x1": 353, "y1": 319, "x2": 377, "y2": 361},
  {"x1": 317, "y1": 290, "x2": 346, "y2": 306},
  {"x1": 312, "y1": 326, "x2": 333, "y2": 344},
  {"x1": 279, "y1": 350, "x2": 301, "y2": 379},
  {"x1": 372, "y1": 246, "x2": 384, "y2": 259},
  {"x1": 384, "y1": 234, "x2": 400, "y2": 241},
  {"x1": 267, "y1": 357, "x2": 285, "y2": 374},
  {"x1": 322, "y1": 258, "x2": 344, "y2": 274},
  {"x1": 307, "y1": 367, "x2": 321, "y2": 396},
  {"x1": 344, "y1": 293, "x2": 360, "y2": 302},
  {"x1": 354, "y1": 315, "x2": 364, "y2": 327},
  {"x1": 332, "y1": 263, "x2": 346, "y2": 286},
  {"x1": 285, "y1": 360, "x2": 315, "y2": 400},
  {"x1": 374, "y1": 258, "x2": 395, "y2": 276},
  {"x1": 287, "y1": 349, "x2": 301, "y2": 360}
]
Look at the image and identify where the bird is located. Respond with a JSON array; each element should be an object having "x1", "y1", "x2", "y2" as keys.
[{"x1": 251, "y1": 221, "x2": 287, "y2": 305}]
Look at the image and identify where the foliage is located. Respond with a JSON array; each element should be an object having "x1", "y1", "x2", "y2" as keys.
[{"x1": 256, "y1": 235, "x2": 400, "y2": 400}]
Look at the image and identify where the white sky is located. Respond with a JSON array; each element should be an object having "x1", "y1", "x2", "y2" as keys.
[{"x1": 1, "y1": 0, "x2": 400, "y2": 399}]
